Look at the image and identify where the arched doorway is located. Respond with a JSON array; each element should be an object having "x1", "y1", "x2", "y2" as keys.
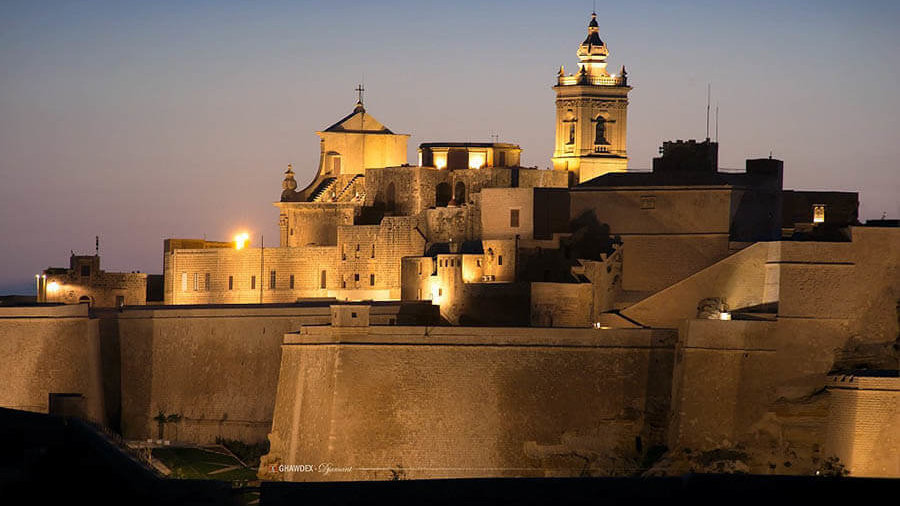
[
  {"x1": 435, "y1": 182, "x2": 451, "y2": 207},
  {"x1": 78, "y1": 295, "x2": 92, "y2": 307},
  {"x1": 454, "y1": 181, "x2": 466, "y2": 204}
]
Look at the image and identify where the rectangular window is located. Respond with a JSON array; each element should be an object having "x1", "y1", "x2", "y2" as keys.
[
  {"x1": 251, "y1": 276, "x2": 256, "y2": 290},
  {"x1": 193, "y1": 273, "x2": 199, "y2": 291},
  {"x1": 81, "y1": 265, "x2": 91, "y2": 277},
  {"x1": 228, "y1": 276, "x2": 233, "y2": 290},
  {"x1": 813, "y1": 204, "x2": 826, "y2": 223},
  {"x1": 510, "y1": 209, "x2": 520, "y2": 228},
  {"x1": 370, "y1": 274, "x2": 375, "y2": 286},
  {"x1": 204, "y1": 273, "x2": 210, "y2": 291},
  {"x1": 320, "y1": 270, "x2": 326, "y2": 289},
  {"x1": 476, "y1": 259, "x2": 482, "y2": 267},
  {"x1": 269, "y1": 270, "x2": 276, "y2": 289},
  {"x1": 498, "y1": 255, "x2": 503, "y2": 266},
  {"x1": 290, "y1": 274, "x2": 295, "y2": 289},
  {"x1": 640, "y1": 195, "x2": 656, "y2": 210},
  {"x1": 354, "y1": 273, "x2": 360, "y2": 282},
  {"x1": 115, "y1": 295, "x2": 125, "y2": 307},
  {"x1": 371, "y1": 244, "x2": 375, "y2": 258},
  {"x1": 181, "y1": 273, "x2": 188, "y2": 292}
]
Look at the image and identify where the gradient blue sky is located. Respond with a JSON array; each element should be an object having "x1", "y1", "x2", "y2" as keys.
[{"x1": 2, "y1": 0, "x2": 899, "y2": 294}]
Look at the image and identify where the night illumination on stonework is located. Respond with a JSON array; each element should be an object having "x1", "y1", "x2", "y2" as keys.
[{"x1": 0, "y1": 4, "x2": 898, "y2": 504}]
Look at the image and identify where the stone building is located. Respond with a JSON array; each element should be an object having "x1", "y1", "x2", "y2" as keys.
[
  {"x1": 39, "y1": 254, "x2": 147, "y2": 307},
  {"x1": 5, "y1": 10, "x2": 897, "y2": 484},
  {"x1": 164, "y1": 98, "x2": 566, "y2": 304}
]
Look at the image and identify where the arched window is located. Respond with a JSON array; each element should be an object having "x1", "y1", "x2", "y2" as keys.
[
  {"x1": 594, "y1": 116, "x2": 608, "y2": 145},
  {"x1": 454, "y1": 181, "x2": 466, "y2": 204}
]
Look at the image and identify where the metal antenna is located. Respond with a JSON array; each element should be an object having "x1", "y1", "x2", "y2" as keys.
[
  {"x1": 714, "y1": 104, "x2": 719, "y2": 143},
  {"x1": 706, "y1": 83, "x2": 711, "y2": 141}
]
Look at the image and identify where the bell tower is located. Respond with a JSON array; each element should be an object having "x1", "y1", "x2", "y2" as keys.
[{"x1": 552, "y1": 12, "x2": 631, "y2": 184}]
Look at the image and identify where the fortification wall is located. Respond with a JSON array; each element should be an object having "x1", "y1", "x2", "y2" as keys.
[
  {"x1": 262, "y1": 326, "x2": 676, "y2": 481},
  {"x1": 619, "y1": 234, "x2": 731, "y2": 293},
  {"x1": 825, "y1": 375, "x2": 899, "y2": 478},
  {"x1": 622, "y1": 241, "x2": 770, "y2": 328},
  {"x1": 531, "y1": 282, "x2": 592, "y2": 327},
  {"x1": 108, "y1": 304, "x2": 433, "y2": 444},
  {"x1": 0, "y1": 305, "x2": 105, "y2": 422},
  {"x1": 570, "y1": 188, "x2": 733, "y2": 293}
]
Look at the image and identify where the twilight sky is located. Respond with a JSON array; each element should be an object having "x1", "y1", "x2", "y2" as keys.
[{"x1": 1, "y1": 0, "x2": 899, "y2": 294}]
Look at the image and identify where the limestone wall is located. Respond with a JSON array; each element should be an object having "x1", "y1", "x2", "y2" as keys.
[
  {"x1": 262, "y1": 326, "x2": 676, "y2": 481},
  {"x1": 279, "y1": 204, "x2": 357, "y2": 247},
  {"x1": 481, "y1": 188, "x2": 534, "y2": 240},
  {"x1": 107, "y1": 303, "x2": 434, "y2": 444},
  {"x1": 531, "y1": 282, "x2": 592, "y2": 327},
  {"x1": 0, "y1": 304, "x2": 105, "y2": 422},
  {"x1": 621, "y1": 241, "x2": 771, "y2": 328},
  {"x1": 825, "y1": 375, "x2": 899, "y2": 477}
]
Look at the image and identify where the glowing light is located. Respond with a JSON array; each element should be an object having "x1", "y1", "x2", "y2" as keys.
[
  {"x1": 46, "y1": 281, "x2": 60, "y2": 293},
  {"x1": 434, "y1": 153, "x2": 447, "y2": 170},
  {"x1": 468, "y1": 152, "x2": 486, "y2": 169},
  {"x1": 813, "y1": 204, "x2": 826, "y2": 224},
  {"x1": 234, "y1": 232, "x2": 250, "y2": 250},
  {"x1": 719, "y1": 312, "x2": 732, "y2": 321}
]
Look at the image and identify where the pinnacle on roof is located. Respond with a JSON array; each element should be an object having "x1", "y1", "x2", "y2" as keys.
[{"x1": 582, "y1": 12, "x2": 604, "y2": 48}]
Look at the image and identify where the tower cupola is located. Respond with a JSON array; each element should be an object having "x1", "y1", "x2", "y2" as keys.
[{"x1": 577, "y1": 13, "x2": 609, "y2": 76}]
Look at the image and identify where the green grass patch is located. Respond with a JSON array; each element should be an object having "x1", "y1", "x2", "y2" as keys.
[{"x1": 152, "y1": 446, "x2": 258, "y2": 481}]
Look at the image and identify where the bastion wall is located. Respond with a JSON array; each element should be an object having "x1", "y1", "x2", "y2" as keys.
[{"x1": 261, "y1": 326, "x2": 677, "y2": 481}]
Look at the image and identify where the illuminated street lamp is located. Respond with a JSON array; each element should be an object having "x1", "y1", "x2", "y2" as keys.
[{"x1": 234, "y1": 232, "x2": 250, "y2": 250}]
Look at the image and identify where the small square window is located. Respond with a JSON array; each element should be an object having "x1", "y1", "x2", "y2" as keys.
[
  {"x1": 813, "y1": 204, "x2": 826, "y2": 224},
  {"x1": 351, "y1": 312, "x2": 357, "y2": 318}
]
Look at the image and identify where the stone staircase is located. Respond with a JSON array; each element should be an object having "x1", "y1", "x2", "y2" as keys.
[{"x1": 309, "y1": 177, "x2": 337, "y2": 202}]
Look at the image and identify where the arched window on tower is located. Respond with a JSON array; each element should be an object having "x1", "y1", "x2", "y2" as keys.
[
  {"x1": 594, "y1": 116, "x2": 608, "y2": 145},
  {"x1": 565, "y1": 109, "x2": 576, "y2": 146}
]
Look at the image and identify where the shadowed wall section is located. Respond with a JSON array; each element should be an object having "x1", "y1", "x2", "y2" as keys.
[{"x1": 261, "y1": 326, "x2": 676, "y2": 481}]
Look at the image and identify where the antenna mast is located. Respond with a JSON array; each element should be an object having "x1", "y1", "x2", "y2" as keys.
[
  {"x1": 706, "y1": 83, "x2": 711, "y2": 141},
  {"x1": 715, "y1": 103, "x2": 719, "y2": 143}
]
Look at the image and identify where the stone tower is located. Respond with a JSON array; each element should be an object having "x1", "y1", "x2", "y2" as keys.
[{"x1": 552, "y1": 12, "x2": 631, "y2": 184}]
